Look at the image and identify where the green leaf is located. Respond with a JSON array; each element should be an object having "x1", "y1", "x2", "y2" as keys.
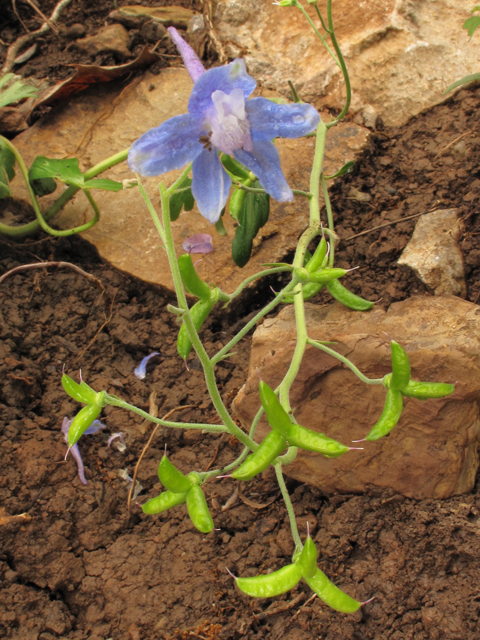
[
  {"x1": 324, "y1": 161, "x2": 355, "y2": 180},
  {"x1": 445, "y1": 72, "x2": 480, "y2": 93},
  {"x1": 221, "y1": 154, "x2": 251, "y2": 181},
  {"x1": 0, "y1": 73, "x2": 38, "y2": 109},
  {"x1": 29, "y1": 175, "x2": 57, "y2": 197},
  {"x1": 232, "y1": 180, "x2": 270, "y2": 268},
  {"x1": 0, "y1": 142, "x2": 15, "y2": 199},
  {"x1": 29, "y1": 156, "x2": 85, "y2": 188},
  {"x1": 463, "y1": 14, "x2": 480, "y2": 37},
  {"x1": 169, "y1": 176, "x2": 194, "y2": 221},
  {"x1": 83, "y1": 178, "x2": 123, "y2": 192}
]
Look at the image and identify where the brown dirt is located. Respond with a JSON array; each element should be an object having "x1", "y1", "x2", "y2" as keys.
[{"x1": 2, "y1": 5, "x2": 480, "y2": 639}]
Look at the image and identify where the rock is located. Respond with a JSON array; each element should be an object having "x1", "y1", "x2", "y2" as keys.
[
  {"x1": 398, "y1": 208, "x2": 466, "y2": 297},
  {"x1": 233, "y1": 296, "x2": 480, "y2": 499},
  {"x1": 59, "y1": 23, "x2": 86, "y2": 40},
  {"x1": 214, "y1": 0, "x2": 480, "y2": 126},
  {"x1": 141, "y1": 20, "x2": 168, "y2": 44},
  {"x1": 8, "y1": 69, "x2": 369, "y2": 293},
  {"x1": 109, "y1": 5, "x2": 194, "y2": 29},
  {"x1": 73, "y1": 24, "x2": 131, "y2": 60}
]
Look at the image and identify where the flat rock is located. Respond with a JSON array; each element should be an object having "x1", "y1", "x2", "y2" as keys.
[
  {"x1": 73, "y1": 24, "x2": 130, "y2": 59},
  {"x1": 214, "y1": 0, "x2": 480, "y2": 127},
  {"x1": 398, "y1": 208, "x2": 466, "y2": 297},
  {"x1": 8, "y1": 69, "x2": 368, "y2": 293},
  {"x1": 233, "y1": 296, "x2": 480, "y2": 499}
]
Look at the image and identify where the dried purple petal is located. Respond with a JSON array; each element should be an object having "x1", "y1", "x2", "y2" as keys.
[
  {"x1": 107, "y1": 432, "x2": 126, "y2": 452},
  {"x1": 182, "y1": 233, "x2": 213, "y2": 254},
  {"x1": 61, "y1": 417, "x2": 105, "y2": 485},
  {"x1": 134, "y1": 352, "x2": 160, "y2": 380}
]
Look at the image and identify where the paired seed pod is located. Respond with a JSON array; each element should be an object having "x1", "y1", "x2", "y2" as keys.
[
  {"x1": 231, "y1": 381, "x2": 350, "y2": 481},
  {"x1": 62, "y1": 373, "x2": 107, "y2": 447},
  {"x1": 142, "y1": 454, "x2": 214, "y2": 534},
  {"x1": 234, "y1": 534, "x2": 363, "y2": 613},
  {"x1": 362, "y1": 341, "x2": 454, "y2": 442}
]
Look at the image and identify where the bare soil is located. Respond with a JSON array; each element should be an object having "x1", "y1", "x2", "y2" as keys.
[{"x1": 1, "y1": 2, "x2": 480, "y2": 639}]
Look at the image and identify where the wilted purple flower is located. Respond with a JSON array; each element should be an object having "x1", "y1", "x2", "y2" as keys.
[
  {"x1": 107, "y1": 432, "x2": 126, "y2": 452},
  {"x1": 62, "y1": 417, "x2": 105, "y2": 485},
  {"x1": 128, "y1": 27, "x2": 320, "y2": 224},
  {"x1": 182, "y1": 233, "x2": 213, "y2": 254},
  {"x1": 134, "y1": 352, "x2": 160, "y2": 380}
]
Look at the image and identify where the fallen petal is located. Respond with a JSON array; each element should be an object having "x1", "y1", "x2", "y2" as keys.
[
  {"x1": 134, "y1": 352, "x2": 160, "y2": 380},
  {"x1": 107, "y1": 432, "x2": 126, "y2": 452},
  {"x1": 182, "y1": 233, "x2": 213, "y2": 254}
]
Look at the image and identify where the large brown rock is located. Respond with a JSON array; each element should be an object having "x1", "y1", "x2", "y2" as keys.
[
  {"x1": 214, "y1": 0, "x2": 479, "y2": 127},
  {"x1": 7, "y1": 69, "x2": 368, "y2": 293},
  {"x1": 233, "y1": 296, "x2": 480, "y2": 499}
]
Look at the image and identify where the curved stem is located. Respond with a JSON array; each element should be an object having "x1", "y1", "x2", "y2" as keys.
[
  {"x1": 325, "y1": 0, "x2": 351, "y2": 126},
  {"x1": 310, "y1": 119, "x2": 327, "y2": 226},
  {"x1": 157, "y1": 182, "x2": 257, "y2": 452},
  {"x1": 308, "y1": 339, "x2": 384, "y2": 385},
  {"x1": 0, "y1": 143, "x2": 129, "y2": 238},
  {"x1": 321, "y1": 174, "x2": 335, "y2": 266},
  {"x1": 224, "y1": 266, "x2": 293, "y2": 303},
  {"x1": 106, "y1": 394, "x2": 228, "y2": 432},
  {"x1": 294, "y1": 0, "x2": 340, "y2": 68},
  {"x1": 275, "y1": 464, "x2": 302, "y2": 552}
]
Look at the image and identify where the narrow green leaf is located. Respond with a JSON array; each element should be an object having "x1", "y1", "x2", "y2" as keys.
[
  {"x1": 445, "y1": 72, "x2": 480, "y2": 93},
  {"x1": 324, "y1": 160, "x2": 355, "y2": 180}
]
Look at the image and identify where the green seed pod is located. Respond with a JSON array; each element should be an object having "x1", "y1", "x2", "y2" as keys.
[
  {"x1": 158, "y1": 455, "x2": 194, "y2": 494},
  {"x1": 306, "y1": 237, "x2": 328, "y2": 273},
  {"x1": 365, "y1": 389, "x2": 403, "y2": 441},
  {"x1": 390, "y1": 341, "x2": 411, "y2": 391},
  {"x1": 62, "y1": 374, "x2": 96, "y2": 405},
  {"x1": 142, "y1": 490, "x2": 187, "y2": 515},
  {"x1": 178, "y1": 254, "x2": 212, "y2": 300},
  {"x1": 258, "y1": 380, "x2": 292, "y2": 437},
  {"x1": 186, "y1": 485, "x2": 214, "y2": 533},
  {"x1": 308, "y1": 268, "x2": 348, "y2": 284},
  {"x1": 286, "y1": 424, "x2": 349, "y2": 458},
  {"x1": 282, "y1": 282, "x2": 324, "y2": 304},
  {"x1": 67, "y1": 404, "x2": 102, "y2": 447},
  {"x1": 177, "y1": 295, "x2": 216, "y2": 360},
  {"x1": 401, "y1": 380, "x2": 455, "y2": 400},
  {"x1": 326, "y1": 279, "x2": 374, "y2": 311},
  {"x1": 229, "y1": 187, "x2": 246, "y2": 221},
  {"x1": 236, "y1": 564, "x2": 302, "y2": 598},
  {"x1": 304, "y1": 568, "x2": 362, "y2": 613},
  {"x1": 232, "y1": 431, "x2": 287, "y2": 481},
  {"x1": 296, "y1": 536, "x2": 318, "y2": 579}
]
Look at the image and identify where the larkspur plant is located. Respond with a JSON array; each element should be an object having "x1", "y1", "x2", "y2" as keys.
[{"x1": 4, "y1": 0, "x2": 457, "y2": 615}]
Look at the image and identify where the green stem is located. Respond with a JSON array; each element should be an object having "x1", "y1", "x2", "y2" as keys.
[
  {"x1": 211, "y1": 277, "x2": 299, "y2": 366},
  {"x1": 309, "y1": 119, "x2": 327, "y2": 226},
  {"x1": 136, "y1": 175, "x2": 167, "y2": 245},
  {"x1": 232, "y1": 180, "x2": 311, "y2": 199},
  {"x1": 106, "y1": 394, "x2": 228, "y2": 431},
  {"x1": 275, "y1": 464, "x2": 302, "y2": 551},
  {"x1": 0, "y1": 142, "x2": 129, "y2": 238},
  {"x1": 225, "y1": 266, "x2": 293, "y2": 303},
  {"x1": 325, "y1": 0, "x2": 351, "y2": 126},
  {"x1": 157, "y1": 182, "x2": 257, "y2": 452},
  {"x1": 307, "y1": 339, "x2": 384, "y2": 385},
  {"x1": 321, "y1": 174, "x2": 335, "y2": 266},
  {"x1": 294, "y1": 0, "x2": 340, "y2": 68}
]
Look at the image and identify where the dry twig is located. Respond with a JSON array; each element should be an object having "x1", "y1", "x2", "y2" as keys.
[
  {"x1": 1, "y1": 0, "x2": 72, "y2": 76},
  {"x1": 237, "y1": 486, "x2": 280, "y2": 510}
]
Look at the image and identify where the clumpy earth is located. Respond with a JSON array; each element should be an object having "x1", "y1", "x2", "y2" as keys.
[{"x1": 2, "y1": 1, "x2": 480, "y2": 637}]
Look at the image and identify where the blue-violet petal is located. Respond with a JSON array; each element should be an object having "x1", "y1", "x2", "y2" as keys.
[
  {"x1": 168, "y1": 27, "x2": 205, "y2": 83},
  {"x1": 191, "y1": 148, "x2": 231, "y2": 223},
  {"x1": 245, "y1": 98, "x2": 319, "y2": 140}
]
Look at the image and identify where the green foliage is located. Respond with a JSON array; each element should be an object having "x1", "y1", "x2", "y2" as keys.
[
  {"x1": 169, "y1": 175, "x2": 194, "y2": 221},
  {"x1": 231, "y1": 181, "x2": 270, "y2": 268},
  {"x1": 0, "y1": 141, "x2": 15, "y2": 198},
  {"x1": 0, "y1": 73, "x2": 38, "y2": 109},
  {"x1": 28, "y1": 156, "x2": 123, "y2": 192}
]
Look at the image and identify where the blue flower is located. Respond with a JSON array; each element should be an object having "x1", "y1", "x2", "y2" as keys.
[{"x1": 128, "y1": 28, "x2": 320, "y2": 224}]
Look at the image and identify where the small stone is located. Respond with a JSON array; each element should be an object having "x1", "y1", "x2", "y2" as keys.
[
  {"x1": 109, "y1": 5, "x2": 194, "y2": 29},
  {"x1": 141, "y1": 20, "x2": 168, "y2": 44},
  {"x1": 59, "y1": 23, "x2": 86, "y2": 39},
  {"x1": 398, "y1": 208, "x2": 466, "y2": 297},
  {"x1": 73, "y1": 24, "x2": 131, "y2": 60},
  {"x1": 233, "y1": 296, "x2": 480, "y2": 499}
]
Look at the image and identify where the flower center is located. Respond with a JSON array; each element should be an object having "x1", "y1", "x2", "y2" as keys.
[{"x1": 207, "y1": 88, "x2": 252, "y2": 155}]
